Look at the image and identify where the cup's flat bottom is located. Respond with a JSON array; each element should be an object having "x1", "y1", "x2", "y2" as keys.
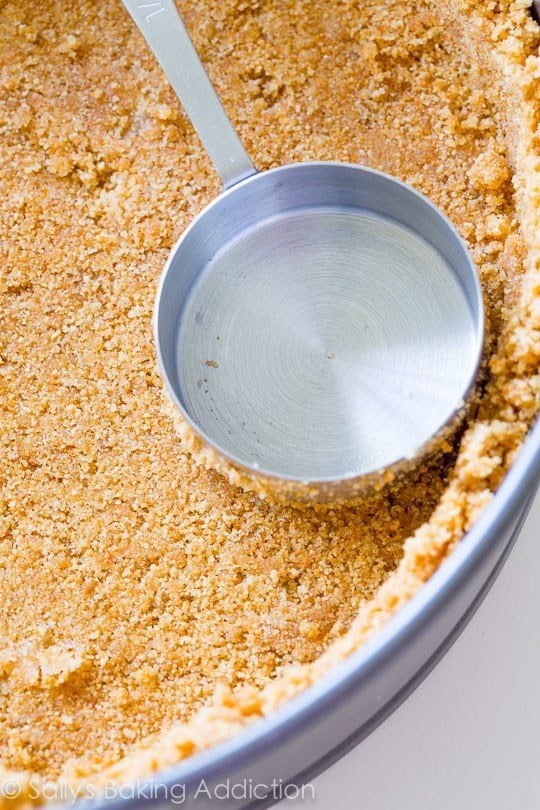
[{"x1": 176, "y1": 205, "x2": 476, "y2": 480}]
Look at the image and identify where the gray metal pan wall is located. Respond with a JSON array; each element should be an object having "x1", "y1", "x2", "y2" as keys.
[{"x1": 76, "y1": 416, "x2": 540, "y2": 810}]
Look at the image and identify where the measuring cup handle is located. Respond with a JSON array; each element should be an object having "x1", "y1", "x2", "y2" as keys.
[{"x1": 121, "y1": 0, "x2": 257, "y2": 189}]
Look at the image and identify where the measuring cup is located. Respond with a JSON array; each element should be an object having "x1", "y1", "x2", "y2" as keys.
[{"x1": 122, "y1": 0, "x2": 484, "y2": 502}]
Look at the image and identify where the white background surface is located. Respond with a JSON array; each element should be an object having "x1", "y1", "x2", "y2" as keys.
[{"x1": 280, "y1": 488, "x2": 540, "y2": 809}]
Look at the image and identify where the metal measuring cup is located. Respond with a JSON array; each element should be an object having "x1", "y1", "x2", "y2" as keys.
[{"x1": 121, "y1": 0, "x2": 484, "y2": 502}]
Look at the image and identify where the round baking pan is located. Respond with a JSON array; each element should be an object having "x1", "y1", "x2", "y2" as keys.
[{"x1": 76, "y1": 415, "x2": 540, "y2": 810}]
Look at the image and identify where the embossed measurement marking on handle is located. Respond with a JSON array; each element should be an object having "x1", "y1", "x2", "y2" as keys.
[{"x1": 137, "y1": 2, "x2": 165, "y2": 22}]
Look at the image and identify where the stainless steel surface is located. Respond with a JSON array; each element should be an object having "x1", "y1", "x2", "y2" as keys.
[
  {"x1": 122, "y1": 0, "x2": 484, "y2": 499},
  {"x1": 122, "y1": 0, "x2": 255, "y2": 188},
  {"x1": 157, "y1": 163, "x2": 483, "y2": 494}
]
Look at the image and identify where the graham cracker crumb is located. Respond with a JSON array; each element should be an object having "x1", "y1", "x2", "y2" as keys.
[{"x1": 0, "y1": 0, "x2": 539, "y2": 796}]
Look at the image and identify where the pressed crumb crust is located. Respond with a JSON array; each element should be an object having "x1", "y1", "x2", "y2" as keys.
[{"x1": 0, "y1": 0, "x2": 539, "y2": 801}]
